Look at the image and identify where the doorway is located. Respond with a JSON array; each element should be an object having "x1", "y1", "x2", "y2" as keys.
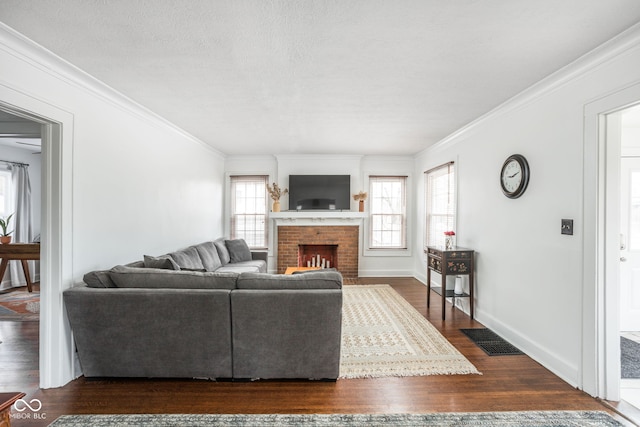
[
  {"x1": 618, "y1": 104, "x2": 640, "y2": 409},
  {"x1": 0, "y1": 85, "x2": 75, "y2": 388}
]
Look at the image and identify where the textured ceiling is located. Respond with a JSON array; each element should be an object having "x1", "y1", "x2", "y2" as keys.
[{"x1": 1, "y1": 1, "x2": 640, "y2": 156}]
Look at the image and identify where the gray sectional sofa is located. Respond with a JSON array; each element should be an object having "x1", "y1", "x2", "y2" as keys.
[{"x1": 63, "y1": 238, "x2": 343, "y2": 381}]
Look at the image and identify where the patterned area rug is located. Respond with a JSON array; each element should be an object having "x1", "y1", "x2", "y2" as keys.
[
  {"x1": 47, "y1": 411, "x2": 623, "y2": 426},
  {"x1": 339, "y1": 284, "x2": 479, "y2": 378},
  {"x1": 0, "y1": 287, "x2": 39, "y2": 321}
]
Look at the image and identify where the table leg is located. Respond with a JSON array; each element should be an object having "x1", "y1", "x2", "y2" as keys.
[
  {"x1": 470, "y1": 267, "x2": 474, "y2": 320},
  {"x1": 426, "y1": 268, "x2": 431, "y2": 308},
  {"x1": 0, "y1": 258, "x2": 8, "y2": 285},
  {"x1": 20, "y1": 260, "x2": 32, "y2": 293},
  {"x1": 441, "y1": 272, "x2": 446, "y2": 321}
]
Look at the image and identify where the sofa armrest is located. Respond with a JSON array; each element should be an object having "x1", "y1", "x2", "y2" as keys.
[{"x1": 251, "y1": 251, "x2": 268, "y2": 262}]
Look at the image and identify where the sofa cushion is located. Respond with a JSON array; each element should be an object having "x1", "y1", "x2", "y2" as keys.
[
  {"x1": 236, "y1": 271, "x2": 342, "y2": 290},
  {"x1": 109, "y1": 265, "x2": 238, "y2": 289},
  {"x1": 225, "y1": 239, "x2": 252, "y2": 263},
  {"x1": 217, "y1": 260, "x2": 266, "y2": 274},
  {"x1": 143, "y1": 255, "x2": 180, "y2": 270},
  {"x1": 83, "y1": 270, "x2": 117, "y2": 288},
  {"x1": 193, "y1": 241, "x2": 222, "y2": 271},
  {"x1": 214, "y1": 238, "x2": 231, "y2": 265},
  {"x1": 168, "y1": 246, "x2": 205, "y2": 270}
]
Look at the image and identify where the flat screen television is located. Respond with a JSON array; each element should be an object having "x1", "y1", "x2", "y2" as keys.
[{"x1": 288, "y1": 175, "x2": 351, "y2": 211}]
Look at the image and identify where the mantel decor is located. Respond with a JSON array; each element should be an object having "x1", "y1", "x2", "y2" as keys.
[
  {"x1": 267, "y1": 182, "x2": 288, "y2": 212},
  {"x1": 353, "y1": 191, "x2": 367, "y2": 212}
]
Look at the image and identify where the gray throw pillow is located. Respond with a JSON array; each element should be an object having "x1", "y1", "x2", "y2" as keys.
[
  {"x1": 83, "y1": 270, "x2": 117, "y2": 288},
  {"x1": 143, "y1": 255, "x2": 180, "y2": 270},
  {"x1": 225, "y1": 239, "x2": 252, "y2": 263},
  {"x1": 168, "y1": 246, "x2": 205, "y2": 270},
  {"x1": 194, "y1": 241, "x2": 223, "y2": 271},
  {"x1": 214, "y1": 238, "x2": 231, "y2": 265}
]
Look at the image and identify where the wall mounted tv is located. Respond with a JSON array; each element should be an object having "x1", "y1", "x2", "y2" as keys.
[{"x1": 288, "y1": 175, "x2": 351, "y2": 211}]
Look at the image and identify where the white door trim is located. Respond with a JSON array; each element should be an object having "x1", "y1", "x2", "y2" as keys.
[
  {"x1": 0, "y1": 81, "x2": 76, "y2": 388},
  {"x1": 583, "y1": 81, "x2": 640, "y2": 399}
]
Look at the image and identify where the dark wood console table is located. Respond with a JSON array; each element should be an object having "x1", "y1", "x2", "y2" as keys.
[
  {"x1": 425, "y1": 246, "x2": 475, "y2": 320},
  {"x1": 0, "y1": 244, "x2": 40, "y2": 292}
]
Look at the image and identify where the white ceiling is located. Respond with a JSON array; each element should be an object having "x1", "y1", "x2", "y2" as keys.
[{"x1": 1, "y1": 1, "x2": 640, "y2": 156}]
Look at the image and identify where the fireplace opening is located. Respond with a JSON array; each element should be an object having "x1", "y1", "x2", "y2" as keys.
[{"x1": 298, "y1": 244, "x2": 338, "y2": 269}]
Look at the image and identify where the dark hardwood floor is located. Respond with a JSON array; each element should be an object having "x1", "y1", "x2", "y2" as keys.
[{"x1": 0, "y1": 278, "x2": 633, "y2": 426}]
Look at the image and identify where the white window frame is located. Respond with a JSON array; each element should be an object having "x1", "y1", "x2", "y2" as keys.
[
  {"x1": 368, "y1": 175, "x2": 408, "y2": 250},
  {"x1": 425, "y1": 162, "x2": 456, "y2": 248},
  {"x1": 0, "y1": 166, "x2": 12, "y2": 219},
  {"x1": 229, "y1": 175, "x2": 268, "y2": 249}
]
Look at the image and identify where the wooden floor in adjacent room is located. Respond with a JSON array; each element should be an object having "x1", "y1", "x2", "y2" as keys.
[{"x1": 0, "y1": 278, "x2": 633, "y2": 426}]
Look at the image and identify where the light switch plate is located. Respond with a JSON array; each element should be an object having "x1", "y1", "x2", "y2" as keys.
[{"x1": 561, "y1": 219, "x2": 574, "y2": 235}]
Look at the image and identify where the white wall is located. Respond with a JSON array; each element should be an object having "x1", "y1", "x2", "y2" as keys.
[
  {"x1": 0, "y1": 24, "x2": 226, "y2": 386},
  {"x1": 225, "y1": 154, "x2": 415, "y2": 276},
  {"x1": 414, "y1": 24, "x2": 640, "y2": 390}
]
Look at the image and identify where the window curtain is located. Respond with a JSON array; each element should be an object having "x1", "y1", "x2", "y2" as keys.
[{"x1": 7, "y1": 164, "x2": 33, "y2": 289}]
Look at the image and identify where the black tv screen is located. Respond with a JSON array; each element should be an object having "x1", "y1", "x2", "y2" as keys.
[{"x1": 288, "y1": 175, "x2": 351, "y2": 210}]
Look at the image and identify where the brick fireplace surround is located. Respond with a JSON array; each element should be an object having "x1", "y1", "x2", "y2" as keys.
[{"x1": 277, "y1": 226, "x2": 359, "y2": 278}]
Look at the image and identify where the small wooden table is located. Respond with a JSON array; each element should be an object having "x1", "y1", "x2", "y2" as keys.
[
  {"x1": 284, "y1": 266, "x2": 321, "y2": 275},
  {"x1": 0, "y1": 392, "x2": 25, "y2": 427},
  {"x1": 426, "y1": 246, "x2": 475, "y2": 321},
  {"x1": 0, "y1": 243, "x2": 40, "y2": 292}
]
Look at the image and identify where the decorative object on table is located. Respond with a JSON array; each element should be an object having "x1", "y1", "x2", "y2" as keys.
[
  {"x1": 353, "y1": 191, "x2": 367, "y2": 212},
  {"x1": 266, "y1": 182, "x2": 288, "y2": 212},
  {"x1": 444, "y1": 230, "x2": 455, "y2": 249},
  {"x1": 500, "y1": 154, "x2": 530, "y2": 199},
  {"x1": 0, "y1": 213, "x2": 13, "y2": 244},
  {"x1": 454, "y1": 276, "x2": 463, "y2": 295}
]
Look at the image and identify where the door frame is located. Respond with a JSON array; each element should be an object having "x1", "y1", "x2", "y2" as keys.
[
  {"x1": 0, "y1": 82, "x2": 76, "y2": 388},
  {"x1": 584, "y1": 81, "x2": 640, "y2": 399}
]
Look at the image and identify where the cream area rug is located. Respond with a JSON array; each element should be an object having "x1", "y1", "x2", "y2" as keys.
[{"x1": 339, "y1": 284, "x2": 480, "y2": 379}]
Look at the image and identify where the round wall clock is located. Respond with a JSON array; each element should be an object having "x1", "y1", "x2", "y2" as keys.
[{"x1": 500, "y1": 154, "x2": 530, "y2": 199}]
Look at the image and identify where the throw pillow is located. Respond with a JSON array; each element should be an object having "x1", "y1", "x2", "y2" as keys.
[
  {"x1": 168, "y1": 246, "x2": 205, "y2": 270},
  {"x1": 83, "y1": 270, "x2": 117, "y2": 288},
  {"x1": 143, "y1": 255, "x2": 180, "y2": 270},
  {"x1": 214, "y1": 238, "x2": 231, "y2": 265},
  {"x1": 225, "y1": 239, "x2": 252, "y2": 263},
  {"x1": 194, "y1": 241, "x2": 223, "y2": 271}
]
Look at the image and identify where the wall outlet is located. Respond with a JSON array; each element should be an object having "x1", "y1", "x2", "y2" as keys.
[{"x1": 561, "y1": 219, "x2": 574, "y2": 235}]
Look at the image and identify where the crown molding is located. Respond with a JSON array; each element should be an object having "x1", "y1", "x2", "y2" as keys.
[
  {"x1": 417, "y1": 22, "x2": 640, "y2": 158},
  {"x1": 0, "y1": 23, "x2": 225, "y2": 158}
]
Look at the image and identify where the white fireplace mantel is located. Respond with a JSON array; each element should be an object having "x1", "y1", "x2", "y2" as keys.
[{"x1": 270, "y1": 211, "x2": 366, "y2": 226}]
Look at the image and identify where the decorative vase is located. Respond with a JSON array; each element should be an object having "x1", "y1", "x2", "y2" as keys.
[
  {"x1": 0, "y1": 236, "x2": 11, "y2": 244},
  {"x1": 359, "y1": 199, "x2": 364, "y2": 212},
  {"x1": 272, "y1": 201, "x2": 281, "y2": 212},
  {"x1": 454, "y1": 276, "x2": 463, "y2": 294},
  {"x1": 445, "y1": 235, "x2": 454, "y2": 250}
]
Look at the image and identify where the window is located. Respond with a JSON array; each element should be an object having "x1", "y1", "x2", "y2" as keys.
[
  {"x1": 0, "y1": 168, "x2": 11, "y2": 218},
  {"x1": 369, "y1": 176, "x2": 407, "y2": 249},
  {"x1": 425, "y1": 162, "x2": 456, "y2": 247},
  {"x1": 230, "y1": 175, "x2": 268, "y2": 248}
]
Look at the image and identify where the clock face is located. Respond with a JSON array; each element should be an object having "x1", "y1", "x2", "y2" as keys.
[{"x1": 500, "y1": 154, "x2": 529, "y2": 198}]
